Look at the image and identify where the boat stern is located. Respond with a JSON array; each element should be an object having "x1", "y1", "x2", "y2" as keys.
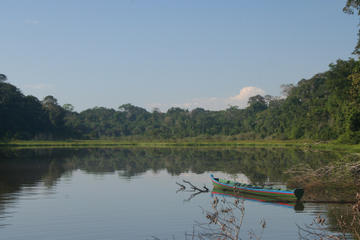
[{"x1": 294, "y1": 189, "x2": 304, "y2": 201}]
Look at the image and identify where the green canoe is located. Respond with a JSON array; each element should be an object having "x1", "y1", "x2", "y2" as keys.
[{"x1": 211, "y1": 174, "x2": 304, "y2": 201}]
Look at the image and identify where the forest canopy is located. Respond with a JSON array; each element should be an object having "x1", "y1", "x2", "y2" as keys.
[{"x1": 1, "y1": 58, "x2": 360, "y2": 143}]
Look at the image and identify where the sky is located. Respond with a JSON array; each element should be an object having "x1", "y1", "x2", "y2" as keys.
[{"x1": 0, "y1": 0, "x2": 358, "y2": 112}]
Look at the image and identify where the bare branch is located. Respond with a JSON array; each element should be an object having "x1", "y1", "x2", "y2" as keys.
[
  {"x1": 183, "y1": 180, "x2": 209, "y2": 192},
  {"x1": 176, "y1": 182, "x2": 186, "y2": 193}
]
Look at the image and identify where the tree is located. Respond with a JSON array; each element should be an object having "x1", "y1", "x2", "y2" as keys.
[
  {"x1": 63, "y1": 104, "x2": 74, "y2": 112},
  {"x1": 280, "y1": 84, "x2": 295, "y2": 97},
  {"x1": 248, "y1": 95, "x2": 267, "y2": 113},
  {"x1": 0, "y1": 74, "x2": 7, "y2": 82},
  {"x1": 42, "y1": 95, "x2": 58, "y2": 106},
  {"x1": 344, "y1": 0, "x2": 360, "y2": 55},
  {"x1": 41, "y1": 96, "x2": 66, "y2": 134},
  {"x1": 344, "y1": 0, "x2": 360, "y2": 15}
]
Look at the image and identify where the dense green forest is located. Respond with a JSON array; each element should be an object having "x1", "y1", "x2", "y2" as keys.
[{"x1": 1, "y1": 57, "x2": 360, "y2": 143}]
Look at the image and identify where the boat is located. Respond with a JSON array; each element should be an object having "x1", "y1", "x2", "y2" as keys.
[
  {"x1": 210, "y1": 174, "x2": 304, "y2": 201},
  {"x1": 211, "y1": 188, "x2": 304, "y2": 211}
]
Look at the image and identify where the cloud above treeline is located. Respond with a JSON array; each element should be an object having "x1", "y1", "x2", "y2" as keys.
[{"x1": 148, "y1": 86, "x2": 265, "y2": 112}]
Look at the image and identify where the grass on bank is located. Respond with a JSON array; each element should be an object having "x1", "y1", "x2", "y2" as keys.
[{"x1": 1, "y1": 139, "x2": 360, "y2": 152}]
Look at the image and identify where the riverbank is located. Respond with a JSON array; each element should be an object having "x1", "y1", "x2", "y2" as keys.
[
  {"x1": 1, "y1": 139, "x2": 360, "y2": 152},
  {"x1": 287, "y1": 156, "x2": 360, "y2": 202}
]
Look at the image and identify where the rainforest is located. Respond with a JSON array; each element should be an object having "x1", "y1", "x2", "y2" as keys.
[{"x1": 1, "y1": 58, "x2": 360, "y2": 144}]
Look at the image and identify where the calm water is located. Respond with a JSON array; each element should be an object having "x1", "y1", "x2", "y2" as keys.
[{"x1": 0, "y1": 148, "x2": 352, "y2": 239}]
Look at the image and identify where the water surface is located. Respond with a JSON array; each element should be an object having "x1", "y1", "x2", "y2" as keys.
[{"x1": 0, "y1": 148, "x2": 352, "y2": 239}]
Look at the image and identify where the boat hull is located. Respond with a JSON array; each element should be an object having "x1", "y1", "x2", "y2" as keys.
[
  {"x1": 211, "y1": 188, "x2": 305, "y2": 211},
  {"x1": 211, "y1": 174, "x2": 303, "y2": 201}
]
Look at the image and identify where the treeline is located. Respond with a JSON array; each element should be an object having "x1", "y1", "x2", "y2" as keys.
[{"x1": 1, "y1": 58, "x2": 360, "y2": 143}]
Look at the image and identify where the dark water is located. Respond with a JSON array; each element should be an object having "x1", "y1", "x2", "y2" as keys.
[{"x1": 0, "y1": 148, "x2": 353, "y2": 239}]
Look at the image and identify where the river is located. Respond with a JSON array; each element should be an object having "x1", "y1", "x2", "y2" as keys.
[{"x1": 0, "y1": 147, "x2": 354, "y2": 239}]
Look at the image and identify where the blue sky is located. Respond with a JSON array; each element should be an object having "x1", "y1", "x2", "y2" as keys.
[{"x1": 0, "y1": 0, "x2": 358, "y2": 112}]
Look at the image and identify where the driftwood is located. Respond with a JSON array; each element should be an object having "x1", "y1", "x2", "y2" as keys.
[
  {"x1": 176, "y1": 179, "x2": 209, "y2": 201},
  {"x1": 182, "y1": 180, "x2": 209, "y2": 192},
  {"x1": 176, "y1": 182, "x2": 186, "y2": 193}
]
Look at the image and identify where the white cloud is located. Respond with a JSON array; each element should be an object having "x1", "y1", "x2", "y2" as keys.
[
  {"x1": 230, "y1": 86, "x2": 265, "y2": 102},
  {"x1": 147, "y1": 86, "x2": 266, "y2": 112}
]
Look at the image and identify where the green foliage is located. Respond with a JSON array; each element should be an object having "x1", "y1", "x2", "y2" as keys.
[
  {"x1": 0, "y1": 74, "x2": 7, "y2": 82},
  {"x1": 62, "y1": 104, "x2": 74, "y2": 112},
  {"x1": 343, "y1": 0, "x2": 360, "y2": 55},
  {"x1": 0, "y1": 82, "x2": 51, "y2": 140},
  {"x1": 1, "y1": 58, "x2": 360, "y2": 143}
]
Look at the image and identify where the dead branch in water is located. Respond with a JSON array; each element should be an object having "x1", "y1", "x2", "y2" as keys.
[
  {"x1": 183, "y1": 180, "x2": 209, "y2": 192},
  {"x1": 176, "y1": 179, "x2": 209, "y2": 202},
  {"x1": 184, "y1": 191, "x2": 204, "y2": 202},
  {"x1": 176, "y1": 182, "x2": 186, "y2": 193}
]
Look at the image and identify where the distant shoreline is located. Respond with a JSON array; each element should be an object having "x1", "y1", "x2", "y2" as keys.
[{"x1": 1, "y1": 139, "x2": 360, "y2": 152}]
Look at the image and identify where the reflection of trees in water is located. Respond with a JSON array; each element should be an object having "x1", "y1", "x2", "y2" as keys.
[
  {"x1": 0, "y1": 147, "x2": 341, "y2": 190},
  {"x1": 298, "y1": 203, "x2": 359, "y2": 239},
  {"x1": 0, "y1": 147, "x2": 349, "y2": 230},
  {"x1": 325, "y1": 203, "x2": 360, "y2": 237},
  {"x1": 326, "y1": 204, "x2": 353, "y2": 232},
  {"x1": 60, "y1": 148, "x2": 337, "y2": 183},
  {"x1": 0, "y1": 149, "x2": 69, "y2": 225}
]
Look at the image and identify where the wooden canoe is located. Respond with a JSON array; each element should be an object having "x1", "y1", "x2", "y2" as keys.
[
  {"x1": 211, "y1": 188, "x2": 304, "y2": 211},
  {"x1": 210, "y1": 174, "x2": 304, "y2": 201}
]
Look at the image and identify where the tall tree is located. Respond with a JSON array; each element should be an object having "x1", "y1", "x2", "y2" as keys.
[
  {"x1": 41, "y1": 95, "x2": 66, "y2": 134},
  {"x1": 344, "y1": 0, "x2": 360, "y2": 55}
]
